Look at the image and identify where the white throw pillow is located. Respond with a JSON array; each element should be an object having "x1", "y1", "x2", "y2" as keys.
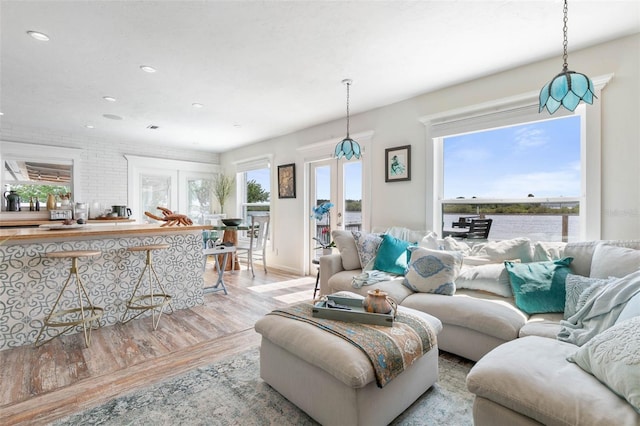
[
  {"x1": 590, "y1": 244, "x2": 640, "y2": 279},
  {"x1": 442, "y1": 237, "x2": 471, "y2": 255},
  {"x1": 418, "y1": 231, "x2": 440, "y2": 250},
  {"x1": 351, "y1": 231, "x2": 383, "y2": 269},
  {"x1": 533, "y1": 241, "x2": 567, "y2": 261},
  {"x1": 331, "y1": 230, "x2": 360, "y2": 271},
  {"x1": 456, "y1": 263, "x2": 513, "y2": 297},
  {"x1": 403, "y1": 247, "x2": 462, "y2": 295},
  {"x1": 568, "y1": 316, "x2": 640, "y2": 412},
  {"x1": 470, "y1": 237, "x2": 532, "y2": 263}
]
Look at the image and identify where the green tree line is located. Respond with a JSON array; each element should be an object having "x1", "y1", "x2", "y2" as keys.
[
  {"x1": 443, "y1": 203, "x2": 579, "y2": 215},
  {"x1": 316, "y1": 199, "x2": 361, "y2": 211}
]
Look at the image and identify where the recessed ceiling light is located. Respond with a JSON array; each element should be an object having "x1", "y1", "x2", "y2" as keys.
[
  {"x1": 0, "y1": 112, "x2": 4, "y2": 116},
  {"x1": 103, "y1": 114, "x2": 123, "y2": 120},
  {"x1": 140, "y1": 65, "x2": 157, "y2": 73},
  {"x1": 103, "y1": 96, "x2": 116, "y2": 102},
  {"x1": 27, "y1": 31, "x2": 50, "y2": 41},
  {"x1": 192, "y1": 103, "x2": 203, "y2": 108},
  {"x1": 85, "y1": 124, "x2": 94, "y2": 129}
]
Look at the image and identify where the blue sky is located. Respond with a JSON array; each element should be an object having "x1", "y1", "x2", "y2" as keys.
[
  {"x1": 248, "y1": 116, "x2": 579, "y2": 203},
  {"x1": 315, "y1": 162, "x2": 362, "y2": 201},
  {"x1": 444, "y1": 116, "x2": 581, "y2": 199}
]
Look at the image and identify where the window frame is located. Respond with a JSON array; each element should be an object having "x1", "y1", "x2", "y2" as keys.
[
  {"x1": 233, "y1": 156, "x2": 272, "y2": 240},
  {"x1": 420, "y1": 74, "x2": 613, "y2": 241},
  {"x1": 125, "y1": 155, "x2": 219, "y2": 222},
  {"x1": 1, "y1": 141, "x2": 82, "y2": 210}
]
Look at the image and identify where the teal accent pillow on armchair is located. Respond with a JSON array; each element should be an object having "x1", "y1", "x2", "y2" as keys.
[
  {"x1": 373, "y1": 234, "x2": 413, "y2": 275},
  {"x1": 505, "y1": 257, "x2": 573, "y2": 314}
]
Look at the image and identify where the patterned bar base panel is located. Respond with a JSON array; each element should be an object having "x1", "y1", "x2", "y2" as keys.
[{"x1": 0, "y1": 233, "x2": 205, "y2": 351}]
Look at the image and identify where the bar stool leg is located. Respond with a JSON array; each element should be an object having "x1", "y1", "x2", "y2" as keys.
[
  {"x1": 122, "y1": 247, "x2": 173, "y2": 330},
  {"x1": 35, "y1": 254, "x2": 104, "y2": 348}
]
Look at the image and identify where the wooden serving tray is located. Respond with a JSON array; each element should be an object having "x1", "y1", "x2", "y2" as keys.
[{"x1": 312, "y1": 295, "x2": 394, "y2": 327}]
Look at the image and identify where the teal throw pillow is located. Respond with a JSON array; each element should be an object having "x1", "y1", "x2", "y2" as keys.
[
  {"x1": 373, "y1": 234, "x2": 413, "y2": 275},
  {"x1": 505, "y1": 257, "x2": 573, "y2": 315}
]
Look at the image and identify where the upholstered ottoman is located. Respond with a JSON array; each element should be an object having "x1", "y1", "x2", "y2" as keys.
[{"x1": 254, "y1": 297, "x2": 442, "y2": 426}]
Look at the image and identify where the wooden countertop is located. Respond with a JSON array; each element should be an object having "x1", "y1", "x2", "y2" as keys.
[
  {"x1": 0, "y1": 218, "x2": 136, "y2": 227},
  {"x1": 0, "y1": 224, "x2": 210, "y2": 243}
]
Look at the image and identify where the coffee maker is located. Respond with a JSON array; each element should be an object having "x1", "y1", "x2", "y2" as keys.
[{"x1": 3, "y1": 190, "x2": 21, "y2": 211}]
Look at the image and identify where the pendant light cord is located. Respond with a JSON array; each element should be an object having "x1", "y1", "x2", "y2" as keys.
[
  {"x1": 562, "y1": 0, "x2": 569, "y2": 71},
  {"x1": 345, "y1": 81, "x2": 351, "y2": 138}
]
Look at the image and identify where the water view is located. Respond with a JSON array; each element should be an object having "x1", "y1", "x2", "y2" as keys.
[{"x1": 337, "y1": 212, "x2": 579, "y2": 242}]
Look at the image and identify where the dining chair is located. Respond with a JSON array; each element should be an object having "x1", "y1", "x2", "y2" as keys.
[{"x1": 235, "y1": 214, "x2": 270, "y2": 277}]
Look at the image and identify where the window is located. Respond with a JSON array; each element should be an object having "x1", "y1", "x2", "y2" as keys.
[
  {"x1": 441, "y1": 116, "x2": 581, "y2": 242},
  {"x1": 422, "y1": 77, "x2": 613, "y2": 242},
  {"x1": 125, "y1": 155, "x2": 216, "y2": 223},
  {"x1": 234, "y1": 157, "x2": 271, "y2": 236},
  {"x1": 1, "y1": 142, "x2": 81, "y2": 212}
]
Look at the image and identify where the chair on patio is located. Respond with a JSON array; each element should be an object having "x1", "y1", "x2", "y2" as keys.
[
  {"x1": 235, "y1": 214, "x2": 270, "y2": 277},
  {"x1": 466, "y1": 218, "x2": 493, "y2": 240}
]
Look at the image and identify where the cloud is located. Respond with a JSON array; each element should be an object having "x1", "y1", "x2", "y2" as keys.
[{"x1": 514, "y1": 126, "x2": 548, "y2": 149}]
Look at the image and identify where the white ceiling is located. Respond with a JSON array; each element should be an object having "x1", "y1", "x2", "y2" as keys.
[{"x1": 1, "y1": 1, "x2": 639, "y2": 153}]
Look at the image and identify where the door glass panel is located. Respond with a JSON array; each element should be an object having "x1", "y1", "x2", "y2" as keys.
[
  {"x1": 140, "y1": 174, "x2": 171, "y2": 223},
  {"x1": 343, "y1": 161, "x2": 362, "y2": 232},
  {"x1": 313, "y1": 165, "x2": 331, "y2": 257},
  {"x1": 187, "y1": 178, "x2": 214, "y2": 225}
]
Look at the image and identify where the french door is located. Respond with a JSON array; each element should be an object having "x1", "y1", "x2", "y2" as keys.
[{"x1": 308, "y1": 158, "x2": 362, "y2": 266}]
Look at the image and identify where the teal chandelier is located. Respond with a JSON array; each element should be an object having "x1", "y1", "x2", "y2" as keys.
[
  {"x1": 334, "y1": 79, "x2": 362, "y2": 160},
  {"x1": 539, "y1": 0, "x2": 596, "y2": 114}
]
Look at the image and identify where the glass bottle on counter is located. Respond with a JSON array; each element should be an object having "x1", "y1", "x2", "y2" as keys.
[
  {"x1": 35, "y1": 198, "x2": 40, "y2": 211},
  {"x1": 46, "y1": 194, "x2": 56, "y2": 210}
]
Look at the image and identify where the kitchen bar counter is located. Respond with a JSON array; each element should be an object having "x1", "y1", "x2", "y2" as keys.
[
  {"x1": 0, "y1": 223, "x2": 209, "y2": 243},
  {"x1": 0, "y1": 224, "x2": 211, "y2": 351}
]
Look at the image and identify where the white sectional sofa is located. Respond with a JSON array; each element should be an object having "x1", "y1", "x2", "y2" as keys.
[{"x1": 320, "y1": 230, "x2": 640, "y2": 424}]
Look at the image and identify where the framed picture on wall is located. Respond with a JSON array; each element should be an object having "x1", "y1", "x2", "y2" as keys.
[
  {"x1": 277, "y1": 163, "x2": 296, "y2": 198},
  {"x1": 385, "y1": 145, "x2": 411, "y2": 182}
]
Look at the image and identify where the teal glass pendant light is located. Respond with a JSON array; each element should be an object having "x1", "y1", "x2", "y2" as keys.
[
  {"x1": 539, "y1": 0, "x2": 596, "y2": 114},
  {"x1": 334, "y1": 79, "x2": 362, "y2": 160}
]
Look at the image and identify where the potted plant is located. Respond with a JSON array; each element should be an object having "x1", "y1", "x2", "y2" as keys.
[{"x1": 213, "y1": 174, "x2": 234, "y2": 214}]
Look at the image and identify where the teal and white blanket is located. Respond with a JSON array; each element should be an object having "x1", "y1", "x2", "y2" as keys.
[
  {"x1": 352, "y1": 270, "x2": 400, "y2": 288},
  {"x1": 558, "y1": 269, "x2": 640, "y2": 346}
]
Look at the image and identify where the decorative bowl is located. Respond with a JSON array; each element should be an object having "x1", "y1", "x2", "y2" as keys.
[{"x1": 221, "y1": 218, "x2": 242, "y2": 227}]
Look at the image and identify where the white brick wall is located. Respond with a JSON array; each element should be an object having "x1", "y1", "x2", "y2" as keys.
[{"x1": 1, "y1": 123, "x2": 220, "y2": 208}]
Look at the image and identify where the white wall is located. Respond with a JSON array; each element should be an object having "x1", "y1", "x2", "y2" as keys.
[
  {"x1": 221, "y1": 34, "x2": 640, "y2": 274},
  {"x1": 2, "y1": 35, "x2": 637, "y2": 275},
  {"x1": 0, "y1": 123, "x2": 219, "y2": 212}
]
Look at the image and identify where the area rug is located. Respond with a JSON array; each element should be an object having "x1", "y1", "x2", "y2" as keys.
[{"x1": 52, "y1": 348, "x2": 474, "y2": 425}]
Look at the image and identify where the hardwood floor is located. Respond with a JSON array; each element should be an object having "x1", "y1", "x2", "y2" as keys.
[{"x1": 0, "y1": 262, "x2": 316, "y2": 425}]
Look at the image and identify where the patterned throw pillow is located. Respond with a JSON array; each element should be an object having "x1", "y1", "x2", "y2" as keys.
[
  {"x1": 403, "y1": 247, "x2": 463, "y2": 295},
  {"x1": 568, "y1": 316, "x2": 640, "y2": 412},
  {"x1": 564, "y1": 275, "x2": 614, "y2": 320},
  {"x1": 352, "y1": 231, "x2": 383, "y2": 269},
  {"x1": 505, "y1": 257, "x2": 573, "y2": 314}
]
